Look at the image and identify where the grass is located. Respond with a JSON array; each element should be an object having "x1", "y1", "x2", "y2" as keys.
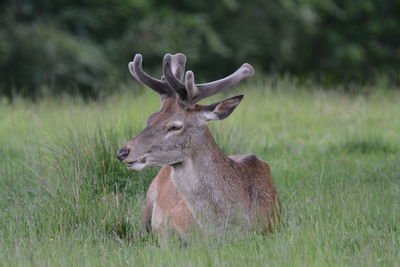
[{"x1": 0, "y1": 80, "x2": 399, "y2": 266}]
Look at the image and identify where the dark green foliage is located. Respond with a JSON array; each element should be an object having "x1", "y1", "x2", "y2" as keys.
[
  {"x1": 0, "y1": 0, "x2": 399, "y2": 97},
  {"x1": 0, "y1": 23, "x2": 116, "y2": 98}
]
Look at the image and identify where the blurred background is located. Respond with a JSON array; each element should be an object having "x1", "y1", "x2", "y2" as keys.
[{"x1": 1, "y1": 0, "x2": 399, "y2": 98}]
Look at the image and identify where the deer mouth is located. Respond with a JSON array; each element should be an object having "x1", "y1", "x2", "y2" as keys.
[{"x1": 126, "y1": 157, "x2": 147, "y2": 171}]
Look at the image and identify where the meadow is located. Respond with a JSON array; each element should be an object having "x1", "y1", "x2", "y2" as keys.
[{"x1": 0, "y1": 79, "x2": 399, "y2": 266}]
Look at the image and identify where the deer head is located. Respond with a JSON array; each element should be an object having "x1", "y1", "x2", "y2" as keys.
[{"x1": 117, "y1": 53, "x2": 254, "y2": 170}]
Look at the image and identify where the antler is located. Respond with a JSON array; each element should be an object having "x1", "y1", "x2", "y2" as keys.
[
  {"x1": 128, "y1": 54, "x2": 173, "y2": 97},
  {"x1": 162, "y1": 53, "x2": 187, "y2": 99},
  {"x1": 184, "y1": 63, "x2": 255, "y2": 106},
  {"x1": 128, "y1": 53, "x2": 255, "y2": 106},
  {"x1": 128, "y1": 53, "x2": 187, "y2": 98}
]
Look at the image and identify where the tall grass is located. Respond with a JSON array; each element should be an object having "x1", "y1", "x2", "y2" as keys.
[{"x1": 0, "y1": 82, "x2": 399, "y2": 266}]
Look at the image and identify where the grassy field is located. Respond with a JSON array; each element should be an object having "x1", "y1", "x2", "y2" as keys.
[{"x1": 0, "y1": 80, "x2": 399, "y2": 266}]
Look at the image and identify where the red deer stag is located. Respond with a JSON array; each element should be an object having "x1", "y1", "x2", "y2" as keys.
[{"x1": 117, "y1": 53, "x2": 279, "y2": 239}]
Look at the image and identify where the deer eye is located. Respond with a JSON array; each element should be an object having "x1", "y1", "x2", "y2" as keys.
[{"x1": 167, "y1": 123, "x2": 183, "y2": 132}]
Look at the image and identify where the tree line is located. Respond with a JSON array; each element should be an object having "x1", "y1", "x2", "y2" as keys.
[{"x1": 1, "y1": 0, "x2": 399, "y2": 98}]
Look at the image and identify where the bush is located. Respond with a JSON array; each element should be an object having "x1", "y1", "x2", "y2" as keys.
[{"x1": 0, "y1": 23, "x2": 116, "y2": 98}]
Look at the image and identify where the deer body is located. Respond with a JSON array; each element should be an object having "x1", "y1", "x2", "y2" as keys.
[
  {"x1": 117, "y1": 53, "x2": 280, "y2": 239},
  {"x1": 145, "y1": 154, "x2": 277, "y2": 237}
]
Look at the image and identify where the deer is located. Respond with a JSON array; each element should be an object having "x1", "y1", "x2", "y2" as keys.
[{"x1": 117, "y1": 53, "x2": 280, "y2": 240}]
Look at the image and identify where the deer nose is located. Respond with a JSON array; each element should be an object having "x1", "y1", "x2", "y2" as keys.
[{"x1": 116, "y1": 148, "x2": 130, "y2": 162}]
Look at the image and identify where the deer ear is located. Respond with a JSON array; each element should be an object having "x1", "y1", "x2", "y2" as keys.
[{"x1": 200, "y1": 95, "x2": 244, "y2": 121}]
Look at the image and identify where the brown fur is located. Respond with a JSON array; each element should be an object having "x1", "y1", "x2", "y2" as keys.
[
  {"x1": 143, "y1": 166, "x2": 194, "y2": 237},
  {"x1": 144, "y1": 153, "x2": 279, "y2": 238}
]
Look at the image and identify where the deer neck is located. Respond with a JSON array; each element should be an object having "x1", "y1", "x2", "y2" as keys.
[{"x1": 170, "y1": 128, "x2": 237, "y2": 223}]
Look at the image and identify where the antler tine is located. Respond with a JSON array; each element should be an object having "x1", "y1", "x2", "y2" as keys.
[
  {"x1": 171, "y1": 53, "x2": 186, "y2": 80},
  {"x1": 186, "y1": 63, "x2": 255, "y2": 105},
  {"x1": 163, "y1": 53, "x2": 187, "y2": 100},
  {"x1": 128, "y1": 54, "x2": 174, "y2": 97},
  {"x1": 184, "y1": 70, "x2": 196, "y2": 105}
]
